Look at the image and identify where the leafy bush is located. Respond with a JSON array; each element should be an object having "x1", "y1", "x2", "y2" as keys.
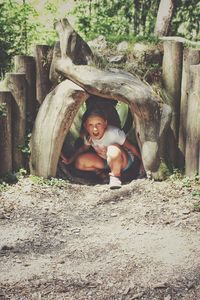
[
  {"x1": 172, "y1": 0, "x2": 200, "y2": 40},
  {"x1": 71, "y1": 0, "x2": 199, "y2": 42},
  {"x1": 71, "y1": 0, "x2": 160, "y2": 40},
  {"x1": 0, "y1": 0, "x2": 38, "y2": 78},
  {"x1": 0, "y1": 103, "x2": 7, "y2": 117}
]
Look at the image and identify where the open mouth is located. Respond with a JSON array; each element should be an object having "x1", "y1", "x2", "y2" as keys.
[{"x1": 93, "y1": 132, "x2": 99, "y2": 137}]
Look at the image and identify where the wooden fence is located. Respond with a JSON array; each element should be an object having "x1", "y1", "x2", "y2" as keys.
[
  {"x1": 0, "y1": 40, "x2": 199, "y2": 178},
  {"x1": 162, "y1": 37, "x2": 200, "y2": 176},
  {"x1": 0, "y1": 46, "x2": 52, "y2": 177}
]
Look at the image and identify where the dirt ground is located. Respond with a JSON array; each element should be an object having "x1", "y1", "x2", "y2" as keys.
[{"x1": 0, "y1": 176, "x2": 200, "y2": 300}]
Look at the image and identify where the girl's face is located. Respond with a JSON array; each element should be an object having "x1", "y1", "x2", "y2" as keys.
[{"x1": 84, "y1": 115, "x2": 107, "y2": 140}]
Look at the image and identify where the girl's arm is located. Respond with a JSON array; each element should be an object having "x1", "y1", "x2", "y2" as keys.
[
  {"x1": 123, "y1": 138, "x2": 141, "y2": 160},
  {"x1": 61, "y1": 144, "x2": 90, "y2": 165}
]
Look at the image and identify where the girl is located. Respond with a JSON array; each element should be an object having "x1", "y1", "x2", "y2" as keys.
[{"x1": 61, "y1": 108, "x2": 141, "y2": 189}]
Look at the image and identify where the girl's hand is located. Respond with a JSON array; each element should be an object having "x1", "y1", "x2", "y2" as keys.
[{"x1": 60, "y1": 153, "x2": 72, "y2": 165}]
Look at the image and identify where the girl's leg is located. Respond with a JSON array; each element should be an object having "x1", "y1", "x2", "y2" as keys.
[
  {"x1": 75, "y1": 152, "x2": 105, "y2": 171},
  {"x1": 107, "y1": 145, "x2": 128, "y2": 177}
]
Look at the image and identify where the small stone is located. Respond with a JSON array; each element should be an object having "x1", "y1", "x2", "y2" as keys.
[
  {"x1": 15, "y1": 259, "x2": 22, "y2": 263},
  {"x1": 109, "y1": 55, "x2": 126, "y2": 63},
  {"x1": 182, "y1": 209, "x2": 190, "y2": 215},
  {"x1": 130, "y1": 291, "x2": 144, "y2": 299},
  {"x1": 24, "y1": 263, "x2": 31, "y2": 267},
  {"x1": 58, "y1": 260, "x2": 65, "y2": 264},
  {"x1": 111, "y1": 213, "x2": 117, "y2": 217},
  {"x1": 174, "y1": 221, "x2": 182, "y2": 227},
  {"x1": 1, "y1": 245, "x2": 13, "y2": 251},
  {"x1": 71, "y1": 228, "x2": 81, "y2": 233},
  {"x1": 187, "y1": 282, "x2": 195, "y2": 289},
  {"x1": 154, "y1": 282, "x2": 167, "y2": 289},
  {"x1": 59, "y1": 239, "x2": 65, "y2": 243},
  {"x1": 164, "y1": 295, "x2": 171, "y2": 300},
  {"x1": 117, "y1": 41, "x2": 129, "y2": 52}
]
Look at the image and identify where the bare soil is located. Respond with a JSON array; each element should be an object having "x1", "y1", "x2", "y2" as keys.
[{"x1": 0, "y1": 177, "x2": 200, "y2": 300}]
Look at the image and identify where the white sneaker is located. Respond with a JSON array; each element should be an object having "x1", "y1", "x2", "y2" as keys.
[{"x1": 109, "y1": 175, "x2": 122, "y2": 189}]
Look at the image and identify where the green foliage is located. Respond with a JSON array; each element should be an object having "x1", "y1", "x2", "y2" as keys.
[
  {"x1": 193, "y1": 201, "x2": 200, "y2": 212},
  {"x1": 169, "y1": 173, "x2": 200, "y2": 212},
  {"x1": 0, "y1": 103, "x2": 7, "y2": 117},
  {"x1": 0, "y1": 0, "x2": 60, "y2": 79},
  {"x1": 0, "y1": 0, "x2": 39, "y2": 78},
  {"x1": 18, "y1": 133, "x2": 31, "y2": 155},
  {"x1": 29, "y1": 175, "x2": 67, "y2": 187},
  {"x1": 71, "y1": 0, "x2": 160, "y2": 40},
  {"x1": 172, "y1": 0, "x2": 200, "y2": 41},
  {"x1": 72, "y1": 0, "x2": 199, "y2": 42},
  {"x1": 0, "y1": 181, "x2": 9, "y2": 192},
  {"x1": 0, "y1": 168, "x2": 27, "y2": 191}
]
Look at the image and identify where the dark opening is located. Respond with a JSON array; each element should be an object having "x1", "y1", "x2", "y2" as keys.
[{"x1": 57, "y1": 96, "x2": 141, "y2": 184}]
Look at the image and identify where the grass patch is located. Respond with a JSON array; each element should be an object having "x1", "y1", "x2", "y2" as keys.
[{"x1": 29, "y1": 175, "x2": 67, "y2": 188}]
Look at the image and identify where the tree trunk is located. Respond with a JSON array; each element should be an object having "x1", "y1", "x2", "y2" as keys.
[
  {"x1": 29, "y1": 80, "x2": 89, "y2": 178},
  {"x1": 185, "y1": 64, "x2": 200, "y2": 176},
  {"x1": 162, "y1": 39, "x2": 183, "y2": 167},
  {"x1": 14, "y1": 55, "x2": 37, "y2": 125},
  {"x1": 6, "y1": 73, "x2": 27, "y2": 170},
  {"x1": 0, "y1": 92, "x2": 13, "y2": 176},
  {"x1": 35, "y1": 45, "x2": 52, "y2": 104},
  {"x1": 178, "y1": 49, "x2": 200, "y2": 168},
  {"x1": 154, "y1": 0, "x2": 175, "y2": 36}
]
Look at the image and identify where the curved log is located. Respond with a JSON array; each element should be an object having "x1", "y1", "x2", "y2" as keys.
[
  {"x1": 54, "y1": 19, "x2": 172, "y2": 174},
  {"x1": 29, "y1": 80, "x2": 89, "y2": 178},
  {"x1": 30, "y1": 18, "x2": 172, "y2": 179},
  {"x1": 55, "y1": 56, "x2": 171, "y2": 172}
]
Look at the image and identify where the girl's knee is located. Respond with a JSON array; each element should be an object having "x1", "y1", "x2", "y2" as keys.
[
  {"x1": 107, "y1": 145, "x2": 122, "y2": 160},
  {"x1": 75, "y1": 153, "x2": 105, "y2": 170},
  {"x1": 75, "y1": 154, "x2": 86, "y2": 170}
]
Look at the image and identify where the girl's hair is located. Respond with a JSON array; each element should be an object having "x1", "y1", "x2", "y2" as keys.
[
  {"x1": 81, "y1": 107, "x2": 107, "y2": 125},
  {"x1": 80, "y1": 108, "x2": 107, "y2": 141}
]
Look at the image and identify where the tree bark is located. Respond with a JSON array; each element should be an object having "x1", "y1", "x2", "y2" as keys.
[
  {"x1": 6, "y1": 73, "x2": 27, "y2": 170},
  {"x1": 14, "y1": 55, "x2": 37, "y2": 125},
  {"x1": 29, "y1": 80, "x2": 89, "y2": 178},
  {"x1": 178, "y1": 49, "x2": 200, "y2": 168},
  {"x1": 154, "y1": 0, "x2": 175, "y2": 36},
  {"x1": 162, "y1": 40, "x2": 183, "y2": 167},
  {"x1": 0, "y1": 92, "x2": 13, "y2": 176},
  {"x1": 35, "y1": 45, "x2": 52, "y2": 104},
  {"x1": 185, "y1": 64, "x2": 200, "y2": 176}
]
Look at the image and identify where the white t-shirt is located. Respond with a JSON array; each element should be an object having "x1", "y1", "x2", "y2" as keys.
[{"x1": 84, "y1": 125, "x2": 126, "y2": 159}]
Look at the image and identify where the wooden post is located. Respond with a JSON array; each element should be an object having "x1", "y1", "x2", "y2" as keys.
[
  {"x1": 179, "y1": 49, "x2": 200, "y2": 168},
  {"x1": 162, "y1": 40, "x2": 183, "y2": 166},
  {"x1": 14, "y1": 55, "x2": 37, "y2": 126},
  {"x1": 35, "y1": 45, "x2": 52, "y2": 104},
  {"x1": 185, "y1": 64, "x2": 200, "y2": 176},
  {"x1": 0, "y1": 92, "x2": 13, "y2": 176},
  {"x1": 6, "y1": 73, "x2": 27, "y2": 170}
]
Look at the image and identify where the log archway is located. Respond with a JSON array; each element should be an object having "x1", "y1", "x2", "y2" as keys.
[{"x1": 30, "y1": 19, "x2": 172, "y2": 179}]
